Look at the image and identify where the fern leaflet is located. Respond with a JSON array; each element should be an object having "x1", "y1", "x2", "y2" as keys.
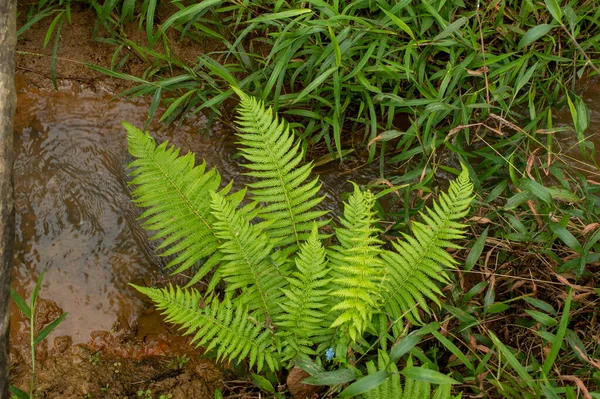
[
  {"x1": 381, "y1": 166, "x2": 474, "y2": 323},
  {"x1": 125, "y1": 123, "x2": 241, "y2": 286},
  {"x1": 232, "y1": 87, "x2": 328, "y2": 252},
  {"x1": 131, "y1": 284, "x2": 279, "y2": 372},
  {"x1": 329, "y1": 184, "x2": 384, "y2": 341},
  {"x1": 210, "y1": 191, "x2": 287, "y2": 321},
  {"x1": 276, "y1": 224, "x2": 332, "y2": 360}
]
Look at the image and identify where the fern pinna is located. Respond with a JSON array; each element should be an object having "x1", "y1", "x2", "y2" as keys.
[{"x1": 125, "y1": 89, "x2": 473, "y2": 392}]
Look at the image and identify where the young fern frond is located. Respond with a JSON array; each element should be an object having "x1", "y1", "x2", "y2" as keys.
[
  {"x1": 381, "y1": 167, "x2": 474, "y2": 323},
  {"x1": 125, "y1": 123, "x2": 242, "y2": 286},
  {"x1": 328, "y1": 184, "x2": 384, "y2": 341},
  {"x1": 232, "y1": 87, "x2": 328, "y2": 252},
  {"x1": 210, "y1": 191, "x2": 287, "y2": 321},
  {"x1": 276, "y1": 225, "x2": 332, "y2": 360},
  {"x1": 131, "y1": 284, "x2": 279, "y2": 372}
]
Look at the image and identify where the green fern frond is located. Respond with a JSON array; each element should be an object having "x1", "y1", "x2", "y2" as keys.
[
  {"x1": 276, "y1": 224, "x2": 332, "y2": 360},
  {"x1": 210, "y1": 191, "x2": 287, "y2": 321},
  {"x1": 328, "y1": 184, "x2": 385, "y2": 341},
  {"x1": 232, "y1": 88, "x2": 328, "y2": 251},
  {"x1": 381, "y1": 166, "x2": 474, "y2": 323},
  {"x1": 125, "y1": 123, "x2": 242, "y2": 286},
  {"x1": 131, "y1": 284, "x2": 279, "y2": 372}
]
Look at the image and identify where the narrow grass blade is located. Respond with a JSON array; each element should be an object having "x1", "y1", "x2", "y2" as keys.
[
  {"x1": 541, "y1": 289, "x2": 572, "y2": 376},
  {"x1": 489, "y1": 331, "x2": 533, "y2": 385},
  {"x1": 31, "y1": 268, "x2": 46, "y2": 310},
  {"x1": 161, "y1": 0, "x2": 223, "y2": 31},
  {"x1": 433, "y1": 16, "x2": 468, "y2": 41},
  {"x1": 380, "y1": 8, "x2": 415, "y2": 39},
  {"x1": 248, "y1": 9, "x2": 312, "y2": 23},
  {"x1": 43, "y1": 11, "x2": 64, "y2": 48},
  {"x1": 432, "y1": 331, "x2": 474, "y2": 371},
  {"x1": 50, "y1": 18, "x2": 64, "y2": 90},
  {"x1": 293, "y1": 66, "x2": 337, "y2": 104}
]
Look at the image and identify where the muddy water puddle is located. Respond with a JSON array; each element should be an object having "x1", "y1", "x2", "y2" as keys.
[{"x1": 10, "y1": 76, "x2": 383, "y2": 348}]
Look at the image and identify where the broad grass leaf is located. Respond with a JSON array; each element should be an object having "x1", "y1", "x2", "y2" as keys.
[
  {"x1": 465, "y1": 227, "x2": 488, "y2": 271},
  {"x1": 338, "y1": 371, "x2": 393, "y2": 397},
  {"x1": 549, "y1": 223, "x2": 582, "y2": 253},
  {"x1": 486, "y1": 303, "x2": 510, "y2": 315},
  {"x1": 389, "y1": 333, "x2": 422, "y2": 363},
  {"x1": 34, "y1": 312, "x2": 68, "y2": 345},
  {"x1": 564, "y1": 5, "x2": 577, "y2": 31},
  {"x1": 520, "y1": 178, "x2": 552, "y2": 204},
  {"x1": 303, "y1": 368, "x2": 356, "y2": 386},
  {"x1": 523, "y1": 297, "x2": 556, "y2": 314},
  {"x1": 544, "y1": 0, "x2": 562, "y2": 23},
  {"x1": 250, "y1": 373, "x2": 275, "y2": 393},
  {"x1": 9, "y1": 385, "x2": 29, "y2": 399},
  {"x1": 367, "y1": 130, "x2": 403, "y2": 147},
  {"x1": 294, "y1": 357, "x2": 325, "y2": 375},
  {"x1": 518, "y1": 24, "x2": 554, "y2": 48},
  {"x1": 541, "y1": 384, "x2": 561, "y2": 399},
  {"x1": 504, "y1": 190, "x2": 532, "y2": 210},
  {"x1": 10, "y1": 288, "x2": 31, "y2": 318},
  {"x1": 400, "y1": 367, "x2": 458, "y2": 385},
  {"x1": 525, "y1": 310, "x2": 558, "y2": 327}
]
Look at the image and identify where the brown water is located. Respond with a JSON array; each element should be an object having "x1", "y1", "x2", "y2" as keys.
[{"x1": 10, "y1": 77, "x2": 382, "y2": 345}]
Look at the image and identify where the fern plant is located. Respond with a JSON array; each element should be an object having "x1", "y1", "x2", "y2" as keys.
[{"x1": 124, "y1": 88, "x2": 474, "y2": 395}]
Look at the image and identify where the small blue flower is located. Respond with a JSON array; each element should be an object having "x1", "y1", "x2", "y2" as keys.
[{"x1": 325, "y1": 348, "x2": 335, "y2": 361}]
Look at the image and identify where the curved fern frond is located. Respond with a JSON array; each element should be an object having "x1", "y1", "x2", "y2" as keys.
[
  {"x1": 381, "y1": 166, "x2": 474, "y2": 323},
  {"x1": 276, "y1": 224, "x2": 332, "y2": 360},
  {"x1": 125, "y1": 123, "x2": 243, "y2": 286},
  {"x1": 210, "y1": 191, "x2": 287, "y2": 321},
  {"x1": 131, "y1": 284, "x2": 279, "y2": 372},
  {"x1": 328, "y1": 184, "x2": 384, "y2": 341},
  {"x1": 232, "y1": 88, "x2": 328, "y2": 252}
]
